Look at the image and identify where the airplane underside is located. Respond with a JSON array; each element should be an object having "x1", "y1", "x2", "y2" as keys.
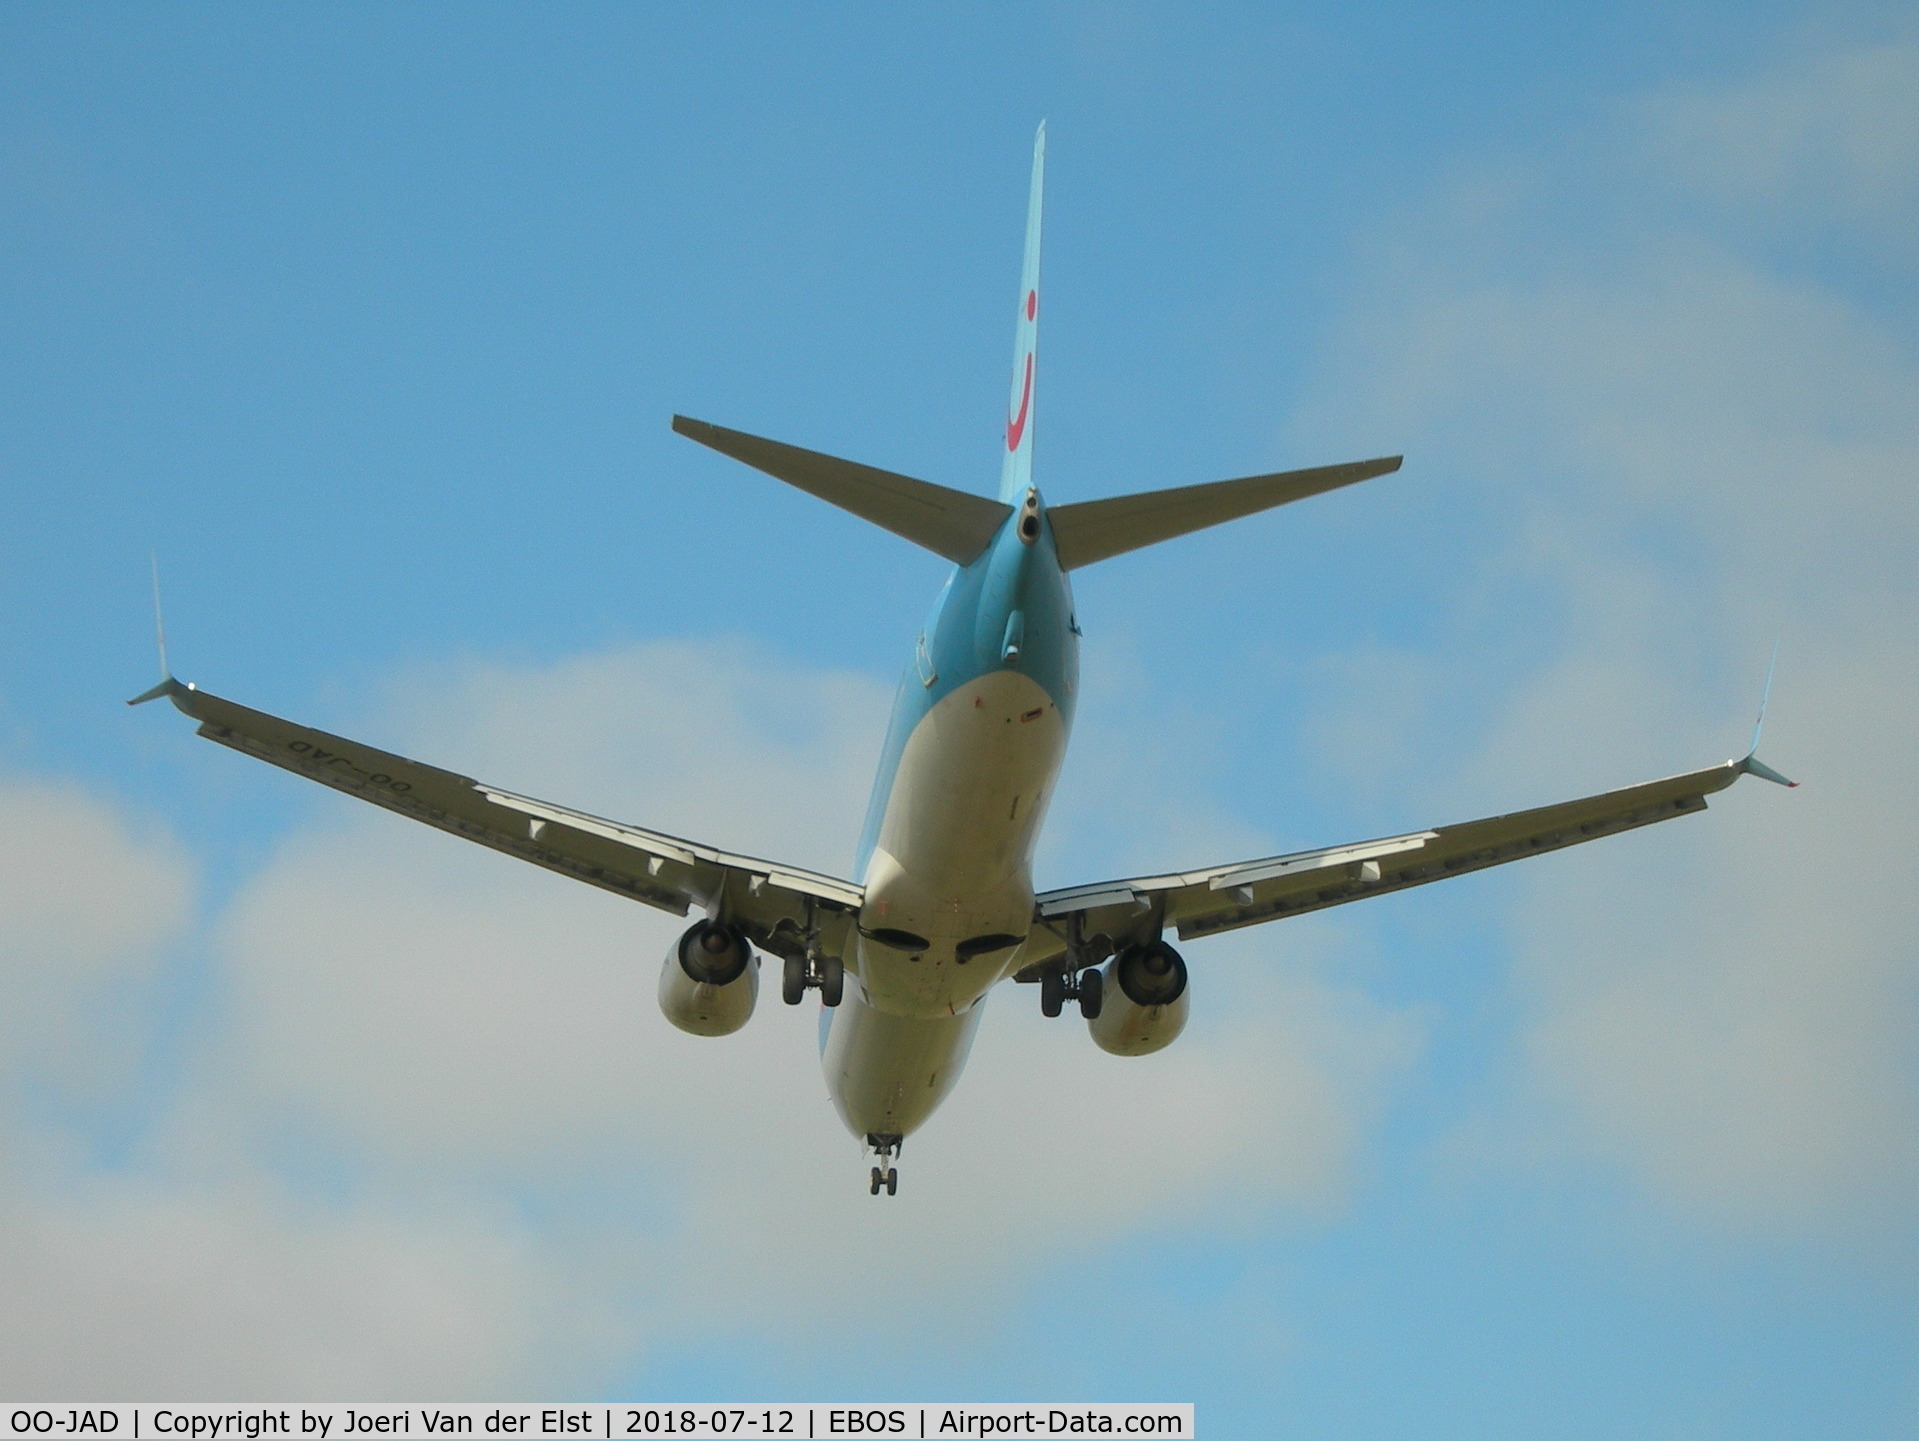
[
  {"x1": 130, "y1": 123, "x2": 1790, "y2": 1199},
  {"x1": 855, "y1": 669, "x2": 1066, "y2": 1020},
  {"x1": 817, "y1": 666, "x2": 1068, "y2": 1170}
]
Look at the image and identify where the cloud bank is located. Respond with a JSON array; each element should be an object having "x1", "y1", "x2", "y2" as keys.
[{"x1": 1299, "y1": 36, "x2": 1919, "y2": 1235}]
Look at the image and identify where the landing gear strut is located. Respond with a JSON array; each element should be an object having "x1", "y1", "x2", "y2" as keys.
[
  {"x1": 866, "y1": 1134, "x2": 901, "y2": 1196},
  {"x1": 781, "y1": 951, "x2": 844, "y2": 1007},
  {"x1": 1039, "y1": 965, "x2": 1104, "y2": 1020},
  {"x1": 781, "y1": 899, "x2": 844, "y2": 1008}
]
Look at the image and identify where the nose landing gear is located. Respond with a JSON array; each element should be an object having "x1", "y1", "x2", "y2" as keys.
[{"x1": 866, "y1": 1134, "x2": 902, "y2": 1196}]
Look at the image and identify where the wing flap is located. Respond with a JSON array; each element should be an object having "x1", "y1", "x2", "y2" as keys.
[
  {"x1": 1205, "y1": 831, "x2": 1437, "y2": 891},
  {"x1": 481, "y1": 787, "x2": 698, "y2": 866},
  {"x1": 1036, "y1": 883, "x2": 1147, "y2": 918}
]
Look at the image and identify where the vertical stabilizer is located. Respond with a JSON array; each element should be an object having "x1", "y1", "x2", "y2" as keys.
[{"x1": 999, "y1": 123, "x2": 1045, "y2": 504}]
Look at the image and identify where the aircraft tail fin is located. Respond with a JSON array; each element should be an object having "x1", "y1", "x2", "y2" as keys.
[
  {"x1": 672, "y1": 415, "x2": 1013, "y2": 566},
  {"x1": 1046, "y1": 454, "x2": 1403, "y2": 571},
  {"x1": 999, "y1": 123, "x2": 1045, "y2": 504}
]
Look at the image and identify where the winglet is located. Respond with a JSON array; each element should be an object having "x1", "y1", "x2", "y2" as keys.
[
  {"x1": 127, "y1": 676, "x2": 188, "y2": 707},
  {"x1": 1738, "y1": 753, "x2": 1798, "y2": 788},
  {"x1": 150, "y1": 552, "x2": 169, "y2": 680},
  {"x1": 1735, "y1": 639, "x2": 1797, "y2": 787},
  {"x1": 128, "y1": 555, "x2": 192, "y2": 707}
]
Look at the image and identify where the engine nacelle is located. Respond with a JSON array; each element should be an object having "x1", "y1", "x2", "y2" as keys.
[
  {"x1": 658, "y1": 921, "x2": 758, "y2": 1036},
  {"x1": 1087, "y1": 941, "x2": 1189, "y2": 1056}
]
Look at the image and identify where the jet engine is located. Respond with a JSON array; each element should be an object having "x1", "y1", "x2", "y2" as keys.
[
  {"x1": 1087, "y1": 941, "x2": 1189, "y2": 1056},
  {"x1": 658, "y1": 920, "x2": 759, "y2": 1036}
]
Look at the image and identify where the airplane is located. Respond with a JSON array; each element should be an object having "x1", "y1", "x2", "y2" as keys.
[{"x1": 131, "y1": 125, "x2": 1794, "y2": 1196}]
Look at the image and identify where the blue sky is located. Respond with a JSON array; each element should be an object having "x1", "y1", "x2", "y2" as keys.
[{"x1": 1, "y1": 3, "x2": 1914, "y2": 1432}]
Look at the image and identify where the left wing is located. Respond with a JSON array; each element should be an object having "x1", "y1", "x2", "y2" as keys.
[
  {"x1": 131, "y1": 677, "x2": 862, "y2": 964},
  {"x1": 1017, "y1": 755, "x2": 1786, "y2": 977}
]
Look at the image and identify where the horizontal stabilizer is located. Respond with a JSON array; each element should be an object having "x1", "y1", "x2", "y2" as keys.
[
  {"x1": 673, "y1": 415, "x2": 1013, "y2": 566},
  {"x1": 1047, "y1": 455, "x2": 1403, "y2": 571}
]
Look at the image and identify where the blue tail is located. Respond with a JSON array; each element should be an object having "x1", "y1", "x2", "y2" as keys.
[{"x1": 999, "y1": 123, "x2": 1045, "y2": 504}]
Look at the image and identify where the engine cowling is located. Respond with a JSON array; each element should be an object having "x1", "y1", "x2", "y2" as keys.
[
  {"x1": 1087, "y1": 941, "x2": 1189, "y2": 1056},
  {"x1": 658, "y1": 921, "x2": 758, "y2": 1036}
]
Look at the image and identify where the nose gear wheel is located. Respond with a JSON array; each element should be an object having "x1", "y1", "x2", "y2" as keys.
[{"x1": 864, "y1": 1134, "x2": 902, "y2": 1196}]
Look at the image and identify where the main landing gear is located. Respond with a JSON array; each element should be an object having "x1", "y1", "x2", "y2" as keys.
[
  {"x1": 780, "y1": 897, "x2": 844, "y2": 1008},
  {"x1": 866, "y1": 1134, "x2": 902, "y2": 1196},
  {"x1": 1039, "y1": 965, "x2": 1104, "y2": 1020},
  {"x1": 782, "y1": 951, "x2": 844, "y2": 1007}
]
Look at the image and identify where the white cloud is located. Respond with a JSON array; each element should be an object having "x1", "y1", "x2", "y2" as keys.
[
  {"x1": 0, "y1": 1182, "x2": 551, "y2": 1398},
  {"x1": 1636, "y1": 39, "x2": 1919, "y2": 228},
  {"x1": 1297, "y1": 34, "x2": 1919, "y2": 1234},
  {"x1": 0, "y1": 778, "x2": 192, "y2": 967},
  {"x1": 0, "y1": 775, "x2": 572, "y2": 1397},
  {"x1": 1500, "y1": 641, "x2": 1919, "y2": 1230},
  {"x1": 0, "y1": 776, "x2": 192, "y2": 1108}
]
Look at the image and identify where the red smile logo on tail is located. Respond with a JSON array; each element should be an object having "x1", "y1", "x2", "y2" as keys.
[
  {"x1": 1006, "y1": 291, "x2": 1036, "y2": 452},
  {"x1": 1006, "y1": 352, "x2": 1032, "y2": 452}
]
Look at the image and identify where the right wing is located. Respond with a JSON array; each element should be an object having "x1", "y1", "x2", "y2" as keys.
[
  {"x1": 1019, "y1": 755, "x2": 1783, "y2": 976},
  {"x1": 131, "y1": 678, "x2": 862, "y2": 964}
]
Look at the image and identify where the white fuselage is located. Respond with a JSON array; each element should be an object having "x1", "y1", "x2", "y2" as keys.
[
  {"x1": 822, "y1": 126, "x2": 1065, "y2": 1149},
  {"x1": 822, "y1": 542, "x2": 1075, "y2": 1143}
]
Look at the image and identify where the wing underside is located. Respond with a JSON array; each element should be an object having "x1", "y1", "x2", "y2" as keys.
[
  {"x1": 1017, "y1": 757, "x2": 1755, "y2": 977},
  {"x1": 135, "y1": 680, "x2": 1781, "y2": 986},
  {"x1": 136, "y1": 678, "x2": 862, "y2": 964}
]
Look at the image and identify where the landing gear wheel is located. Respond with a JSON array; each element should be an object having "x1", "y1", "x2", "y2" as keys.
[
  {"x1": 820, "y1": 955, "x2": 845, "y2": 1008},
  {"x1": 1078, "y1": 966, "x2": 1104, "y2": 1020},
  {"x1": 864, "y1": 1134, "x2": 902, "y2": 1195},
  {"x1": 782, "y1": 954, "x2": 806, "y2": 1006},
  {"x1": 1040, "y1": 969, "x2": 1065, "y2": 1018}
]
